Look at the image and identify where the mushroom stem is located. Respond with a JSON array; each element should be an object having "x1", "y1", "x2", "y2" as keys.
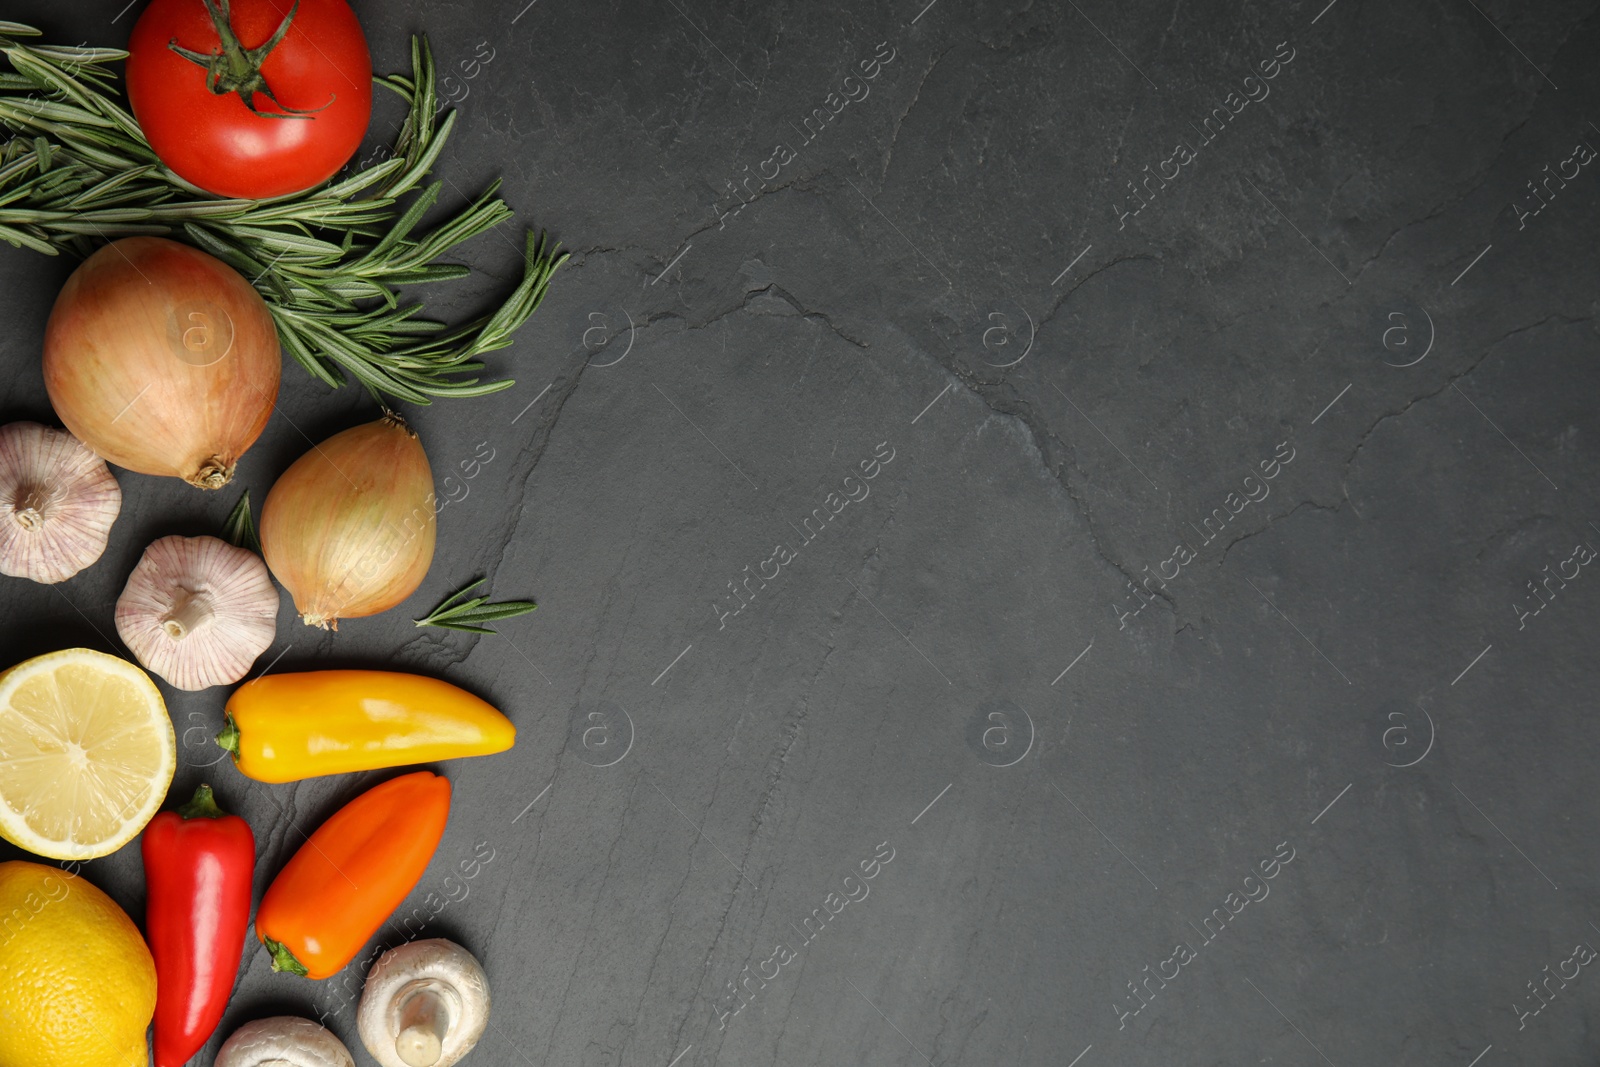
[
  {"x1": 160, "y1": 589, "x2": 215, "y2": 639},
  {"x1": 358, "y1": 939, "x2": 489, "y2": 1067},
  {"x1": 395, "y1": 988, "x2": 450, "y2": 1067},
  {"x1": 11, "y1": 484, "x2": 50, "y2": 528}
]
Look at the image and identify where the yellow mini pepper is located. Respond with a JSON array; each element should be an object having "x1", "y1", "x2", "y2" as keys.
[{"x1": 217, "y1": 670, "x2": 515, "y2": 782}]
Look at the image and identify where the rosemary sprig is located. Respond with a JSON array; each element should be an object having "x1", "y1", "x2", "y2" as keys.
[
  {"x1": 0, "y1": 24, "x2": 567, "y2": 403},
  {"x1": 414, "y1": 578, "x2": 536, "y2": 634},
  {"x1": 222, "y1": 490, "x2": 261, "y2": 554}
]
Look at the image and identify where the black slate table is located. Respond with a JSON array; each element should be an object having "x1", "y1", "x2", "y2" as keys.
[{"x1": 2, "y1": 1, "x2": 1598, "y2": 1064}]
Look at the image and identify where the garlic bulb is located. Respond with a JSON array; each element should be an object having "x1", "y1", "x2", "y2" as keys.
[
  {"x1": 43, "y1": 236, "x2": 281, "y2": 489},
  {"x1": 261, "y1": 412, "x2": 436, "y2": 629},
  {"x1": 115, "y1": 535, "x2": 279, "y2": 691},
  {"x1": 0, "y1": 422, "x2": 121, "y2": 584}
]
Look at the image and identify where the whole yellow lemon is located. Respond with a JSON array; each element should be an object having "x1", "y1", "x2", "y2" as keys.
[{"x1": 0, "y1": 861, "x2": 154, "y2": 1067}]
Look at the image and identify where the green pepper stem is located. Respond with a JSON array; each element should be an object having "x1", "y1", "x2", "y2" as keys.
[
  {"x1": 215, "y1": 715, "x2": 242, "y2": 761},
  {"x1": 177, "y1": 783, "x2": 227, "y2": 820},
  {"x1": 263, "y1": 936, "x2": 311, "y2": 977}
]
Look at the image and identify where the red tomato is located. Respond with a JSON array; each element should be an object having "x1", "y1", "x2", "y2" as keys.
[{"x1": 126, "y1": 0, "x2": 372, "y2": 199}]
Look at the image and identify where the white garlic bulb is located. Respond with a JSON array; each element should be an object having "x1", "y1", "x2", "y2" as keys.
[
  {"x1": 115, "y1": 535, "x2": 279, "y2": 691},
  {"x1": 0, "y1": 422, "x2": 121, "y2": 584}
]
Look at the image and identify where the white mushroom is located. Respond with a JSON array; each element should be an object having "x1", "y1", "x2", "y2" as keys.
[
  {"x1": 114, "y1": 534, "x2": 279, "y2": 690},
  {"x1": 216, "y1": 1016, "x2": 356, "y2": 1067},
  {"x1": 359, "y1": 939, "x2": 491, "y2": 1067},
  {"x1": 0, "y1": 421, "x2": 120, "y2": 584}
]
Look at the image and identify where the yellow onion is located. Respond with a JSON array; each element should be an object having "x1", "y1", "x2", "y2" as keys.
[
  {"x1": 43, "y1": 237, "x2": 280, "y2": 489},
  {"x1": 261, "y1": 412, "x2": 436, "y2": 629}
]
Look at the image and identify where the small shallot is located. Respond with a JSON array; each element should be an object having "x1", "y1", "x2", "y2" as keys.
[
  {"x1": 0, "y1": 422, "x2": 121, "y2": 584},
  {"x1": 261, "y1": 412, "x2": 436, "y2": 629},
  {"x1": 116, "y1": 535, "x2": 279, "y2": 691}
]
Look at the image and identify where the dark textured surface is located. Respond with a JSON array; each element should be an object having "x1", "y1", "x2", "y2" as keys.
[{"x1": 2, "y1": 0, "x2": 1600, "y2": 1064}]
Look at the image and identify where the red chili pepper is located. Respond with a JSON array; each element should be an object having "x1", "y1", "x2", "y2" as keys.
[{"x1": 141, "y1": 783, "x2": 256, "y2": 1067}]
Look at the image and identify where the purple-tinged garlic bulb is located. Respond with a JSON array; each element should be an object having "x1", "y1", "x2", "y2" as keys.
[
  {"x1": 0, "y1": 422, "x2": 121, "y2": 584},
  {"x1": 115, "y1": 535, "x2": 278, "y2": 691}
]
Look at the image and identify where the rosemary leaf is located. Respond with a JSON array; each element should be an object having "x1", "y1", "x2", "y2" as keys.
[
  {"x1": 0, "y1": 223, "x2": 56, "y2": 253},
  {"x1": 222, "y1": 491, "x2": 261, "y2": 554},
  {"x1": 414, "y1": 579, "x2": 537, "y2": 634}
]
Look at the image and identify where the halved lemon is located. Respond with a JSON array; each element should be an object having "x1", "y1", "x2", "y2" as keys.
[{"x1": 0, "y1": 648, "x2": 175, "y2": 860}]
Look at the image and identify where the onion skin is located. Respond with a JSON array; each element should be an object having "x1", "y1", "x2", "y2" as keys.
[
  {"x1": 43, "y1": 237, "x2": 280, "y2": 490},
  {"x1": 260, "y1": 414, "x2": 436, "y2": 629}
]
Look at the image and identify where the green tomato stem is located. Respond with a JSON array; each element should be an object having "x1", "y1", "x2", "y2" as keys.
[{"x1": 167, "y1": 0, "x2": 332, "y2": 120}]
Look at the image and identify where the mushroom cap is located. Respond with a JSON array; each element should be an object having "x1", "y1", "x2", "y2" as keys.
[
  {"x1": 0, "y1": 421, "x2": 120, "y2": 584},
  {"x1": 216, "y1": 1016, "x2": 356, "y2": 1067},
  {"x1": 115, "y1": 534, "x2": 279, "y2": 690},
  {"x1": 359, "y1": 939, "x2": 491, "y2": 1067}
]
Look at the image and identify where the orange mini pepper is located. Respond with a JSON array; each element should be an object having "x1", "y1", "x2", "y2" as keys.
[
  {"x1": 256, "y1": 771, "x2": 451, "y2": 979},
  {"x1": 218, "y1": 669, "x2": 515, "y2": 782}
]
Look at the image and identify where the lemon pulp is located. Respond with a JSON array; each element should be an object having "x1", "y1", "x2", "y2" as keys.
[{"x1": 0, "y1": 648, "x2": 175, "y2": 859}]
